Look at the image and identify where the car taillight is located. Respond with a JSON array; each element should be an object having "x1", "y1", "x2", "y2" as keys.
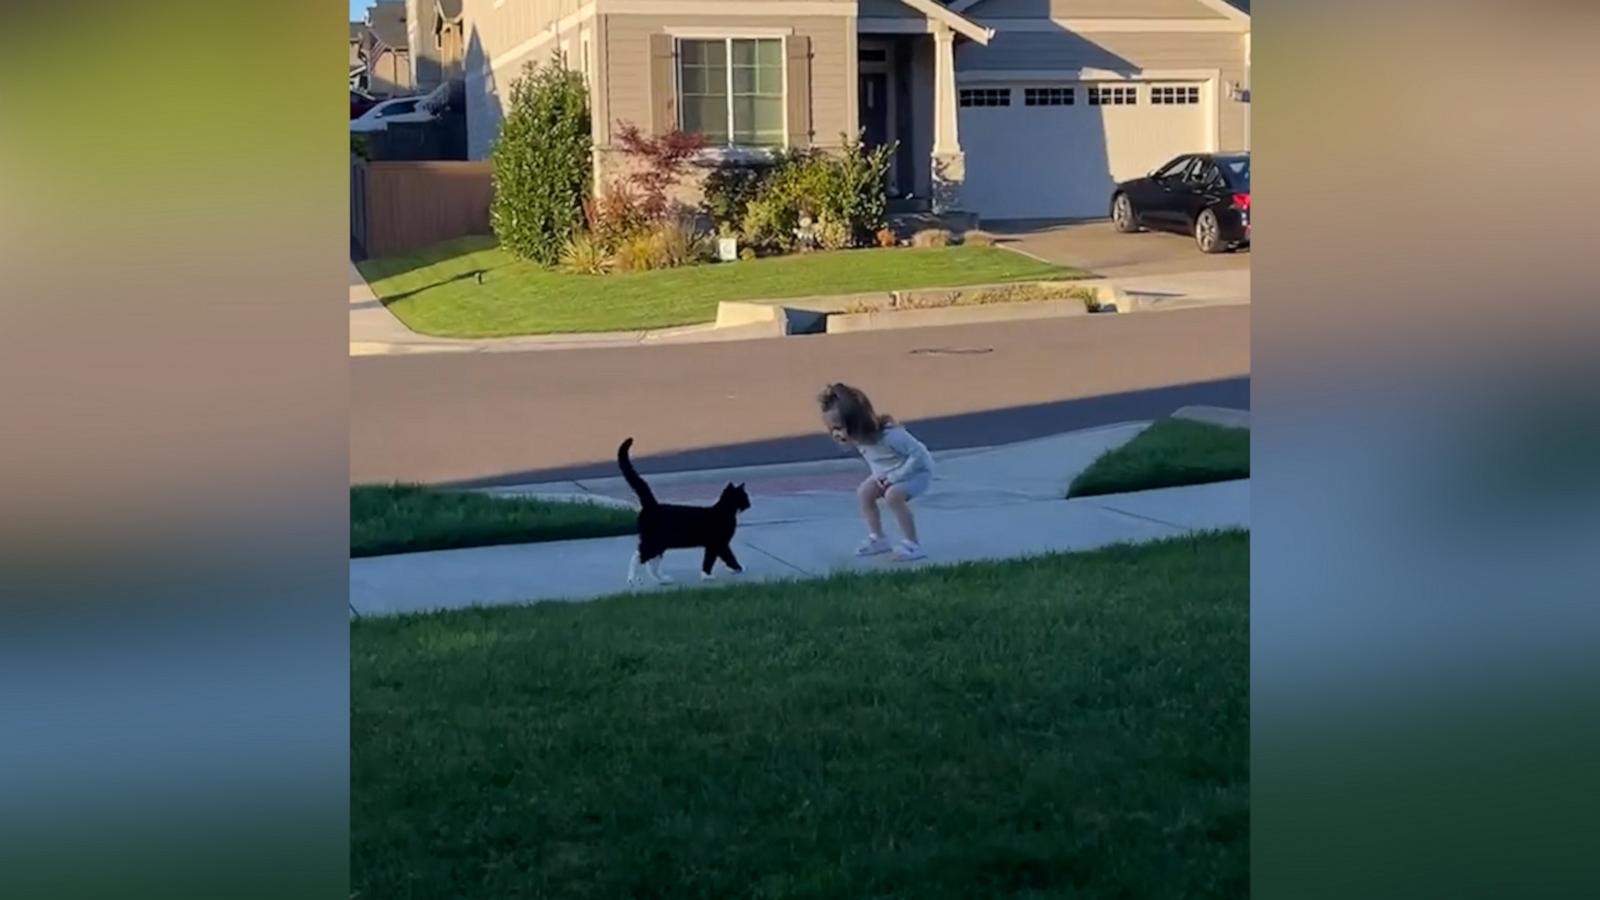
[{"x1": 1231, "y1": 193, "x2": 1251, "y2": 211}]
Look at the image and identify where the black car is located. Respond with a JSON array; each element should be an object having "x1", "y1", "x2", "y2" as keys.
[{"x1": 1111, "y1": 152, "x2": 1250, "y2": 253}]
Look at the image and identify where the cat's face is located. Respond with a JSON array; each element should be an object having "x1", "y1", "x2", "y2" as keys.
[{"x1": 721, "y1": 482, "x2": 751, "y2": 513}]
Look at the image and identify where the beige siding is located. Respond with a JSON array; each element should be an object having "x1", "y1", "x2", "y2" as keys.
[
  {"x1": 965, "y1": 0, "x2": 1226, "y2": 17},
  {"x1": 369, "y1": 49, "x2": 415, "y2": 97},
  {"x1": 464, "y1": 0, "x2": 597, "y2": 158},
  {"x1": 957, "y1": 30, "x2": 1248, "y2": 149},
  {"x1": 599, "y1": 15, "x2": 853, "y2": 148}
]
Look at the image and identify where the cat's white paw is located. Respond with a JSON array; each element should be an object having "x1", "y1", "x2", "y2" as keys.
[
  {"x1": 700, "y1": 572, "x2": 716, "y2": 581},
  {"x1": 655, "y1": 575, "x2": 675, "y2": 586}
]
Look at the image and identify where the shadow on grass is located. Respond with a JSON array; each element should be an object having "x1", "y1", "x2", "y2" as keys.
[{"x1": 356, "y1": 234, "x2": 505, "y2": 295}]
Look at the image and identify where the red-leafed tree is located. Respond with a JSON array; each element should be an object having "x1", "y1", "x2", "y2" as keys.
[{"x1": 614, "y1": 122, "x2": 706, "y2": 220}]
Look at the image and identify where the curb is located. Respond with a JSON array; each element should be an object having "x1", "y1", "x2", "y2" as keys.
[
  {"x1": 351, "y1": 263, "x2": 1239, "y2": 358},
  {"x1": 1171, "y1": 406, "x2": 1251, "y2": 429}
]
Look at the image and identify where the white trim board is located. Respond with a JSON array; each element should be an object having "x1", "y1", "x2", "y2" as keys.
[
  {"x1": 600, "y1": 1, "x2": 852, "y2": 16},
  {"x1": 482, "y1": 6, "x2": 598, "y2": 76},
  {"x1": 665, "y1": 26, "x2": 795, "y2": 38}
]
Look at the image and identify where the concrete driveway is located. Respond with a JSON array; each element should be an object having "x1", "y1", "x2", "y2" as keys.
[{"x1": 985, "y1": 219, "x2": 1250, "y2": 308}]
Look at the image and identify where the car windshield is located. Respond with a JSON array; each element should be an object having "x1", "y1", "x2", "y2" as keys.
[
  {"x1": 1219, "y1": 156, "x2": 1250, "y2": 191},
  {"x1": 377, "y1": 101, "x2": 418, "y2": 117}
]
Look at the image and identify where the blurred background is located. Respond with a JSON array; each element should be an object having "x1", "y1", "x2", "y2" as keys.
[{"x1": 0, "y1": 0, "x2": 1596, "y2": 897}]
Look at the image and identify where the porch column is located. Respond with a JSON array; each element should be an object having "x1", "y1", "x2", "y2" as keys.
[{"x1": 930, "y1": 24, "x2": 965, "y2": 213}]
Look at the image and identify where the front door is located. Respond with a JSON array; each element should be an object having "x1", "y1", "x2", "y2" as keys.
[{"x1": 859, "y1": 73, "x2": 893, "y2": 191}]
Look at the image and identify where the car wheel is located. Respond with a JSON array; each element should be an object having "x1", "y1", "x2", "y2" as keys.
[
  {"x1": 1194, "y1": 209, "x2": 1223, "y2": 253},
  {"x1": 1112, "y1": 193, "x2": 1140, "y2": 233}
]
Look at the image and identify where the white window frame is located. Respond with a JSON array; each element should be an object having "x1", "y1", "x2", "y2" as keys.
[{"x1": 671, "y1": 32, "x2": 790, "y2": 155}]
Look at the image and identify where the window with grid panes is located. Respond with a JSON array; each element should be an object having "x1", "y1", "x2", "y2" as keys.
[
  {"x1": 1024, "y1": 87, "x2": 1074, "y2": 106},
  {"x1": 1087, "y1": 85, "x2": 1138, "y2": 106},
  {"x1": 678, "y1": 38, "x2": 784, "y2": 147},
  {"x1": 958, "y1": 88, "x2": 1011, "y2": 107},
  {"x1": 1151, "y1": 85, "x2": 1200, "y2": 105}
]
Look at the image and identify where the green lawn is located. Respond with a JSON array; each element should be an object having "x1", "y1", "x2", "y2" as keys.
[
  {"x1": 1068, "y1": 419, "x2": 1250, "y2": 499},
  {"x1": 351, "y1": 484, "x2": 636, "y2": 558},
  {"x1": 357, "y1": 236, "x2": 1081, "y2": 338},
  {"x1": 352, "y1": 531, "x2": 1248, "y2": 899}
]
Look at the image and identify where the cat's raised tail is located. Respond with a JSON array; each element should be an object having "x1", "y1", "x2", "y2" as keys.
[{"x1": 617, "y1": 438, "x2": 657, "y2": 508}]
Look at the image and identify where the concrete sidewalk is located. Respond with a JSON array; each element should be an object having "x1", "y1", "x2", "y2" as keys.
[{"x1": 350, "y1": 421, "x2": 1250, "y2": 617}]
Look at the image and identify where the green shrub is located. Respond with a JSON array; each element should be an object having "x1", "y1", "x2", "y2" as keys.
[
  {"x1": 701, "y1": 163, "x2": 769, "y2": 234},
  {"x1": 740, "y1": 195, "x2": 792, "y2": 251},
  {"x1": 558, "y1": 232, "x2": 611, "y2": 275},
  {"x1": 490, "y1": 57, "x2": 592, "y2": 265},
  {"x1": 738, "y1": 247, "x2": 757, "y2": 261},
  {"x1": 833, "y1": 132, "x2": 894, "y2": 241},
  {"x1": 730, "y1": 135, "x2": 892, "y2": 251},
  {"x1": 350, "y1": 133, "x2": 371, "y2": 160},
  {"x1": 816, "y1": 215, "x2": 852, "y2": 251}
]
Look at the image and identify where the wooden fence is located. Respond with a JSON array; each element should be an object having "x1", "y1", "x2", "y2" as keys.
[{"x1": 350, "y1": 160, "x2": 494, "y2": 258}]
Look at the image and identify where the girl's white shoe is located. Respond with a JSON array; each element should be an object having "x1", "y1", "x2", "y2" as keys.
[
  {"x1": 894, "y1": 540, "x2": 926, "y2": 562},
  {"x1": 856, "y1": 535, "x2": 891, "y2": 556}
]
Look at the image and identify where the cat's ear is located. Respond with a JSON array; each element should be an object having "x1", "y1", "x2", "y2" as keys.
[{"x1": 737, "y1": 483, "x2": 746, "y2": 491}]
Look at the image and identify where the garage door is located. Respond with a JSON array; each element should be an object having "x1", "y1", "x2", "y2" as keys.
[{"x1": 959, "y1": 81, "x2": 1210, "y2": 221}]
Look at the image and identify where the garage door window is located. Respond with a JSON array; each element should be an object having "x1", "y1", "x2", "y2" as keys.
[
  {"x1": 1088, "y1": 85, "x2": 1137, "y2": 106},
  {"x1": 1024, "y1": 87, "x2": 1074, "y2": 106},
  {"x1": 959, "y1": 88, "x2": 1011, "y2": 108},
  {"x1": 1151, "y1": 85, "x2": 1201, "y2": 105}
]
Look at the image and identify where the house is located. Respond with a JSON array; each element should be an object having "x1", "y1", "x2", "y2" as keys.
[
  {"x1": 350, "y1": 22, "x2": 369, "y2": 89},
  {"x1": 460, "y1": 0, "x2": 1249, "y2": 222},
  {"x1": 356, "y1": 1, "x2": 415, "y2": 99},
  {"x1": 406, "y1": 0, "x2": 467, "y2": 92}
]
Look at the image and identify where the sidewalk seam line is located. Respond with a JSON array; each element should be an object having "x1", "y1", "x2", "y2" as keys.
[
  {"x1": 1076, "y1": 501, "x2": 1189, "y2": 531},
  {"x1": 741, "y1": 541, "x2": 812, "y2": 577}
]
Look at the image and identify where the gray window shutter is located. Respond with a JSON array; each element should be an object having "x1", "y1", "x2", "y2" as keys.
[
  {"x1": 786, "y1": 36, "x2": 811, "y2": 149},
  {"x1": 650, "y1": 33, "x2": 677, "y2": 135}
]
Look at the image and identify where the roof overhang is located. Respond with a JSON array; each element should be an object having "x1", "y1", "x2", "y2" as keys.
[
  {"x1": 896, "y1": 0, "x2": 994, "y2": 45},
  {"x1": 949, "y1": 0, "x2": 1247, "y2": 24}
]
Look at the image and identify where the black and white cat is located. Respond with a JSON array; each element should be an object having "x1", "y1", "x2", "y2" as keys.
[{"x1": 619, "y1": 438, "x2": 751, "y2": 585}]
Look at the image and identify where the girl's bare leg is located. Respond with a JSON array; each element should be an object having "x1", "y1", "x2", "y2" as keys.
[
  {"x1": 857, "y1": 477, "x2": 886, "y2": 536},
  {"x1": 885, "y1": 485, "x2": 918, "y2": 543}
]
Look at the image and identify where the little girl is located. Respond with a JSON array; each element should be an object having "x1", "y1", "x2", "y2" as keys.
[{"x1": 818, "y1": 383, "x2": 935, "y2": 561}]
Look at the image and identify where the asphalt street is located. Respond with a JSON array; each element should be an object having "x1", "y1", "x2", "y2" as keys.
[{"x1": 351, "y1": 304, "x2": 1249, "y2": 486}]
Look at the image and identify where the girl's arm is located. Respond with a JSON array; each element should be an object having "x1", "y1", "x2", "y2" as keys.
[{"x1": 880, "y1": 427, "x2": 933, "y2": 484}]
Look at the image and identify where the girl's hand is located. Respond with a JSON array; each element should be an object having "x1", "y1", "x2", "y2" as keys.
[{"x1": 876, "y1": 477, "x2": 890, "y2": 491}]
